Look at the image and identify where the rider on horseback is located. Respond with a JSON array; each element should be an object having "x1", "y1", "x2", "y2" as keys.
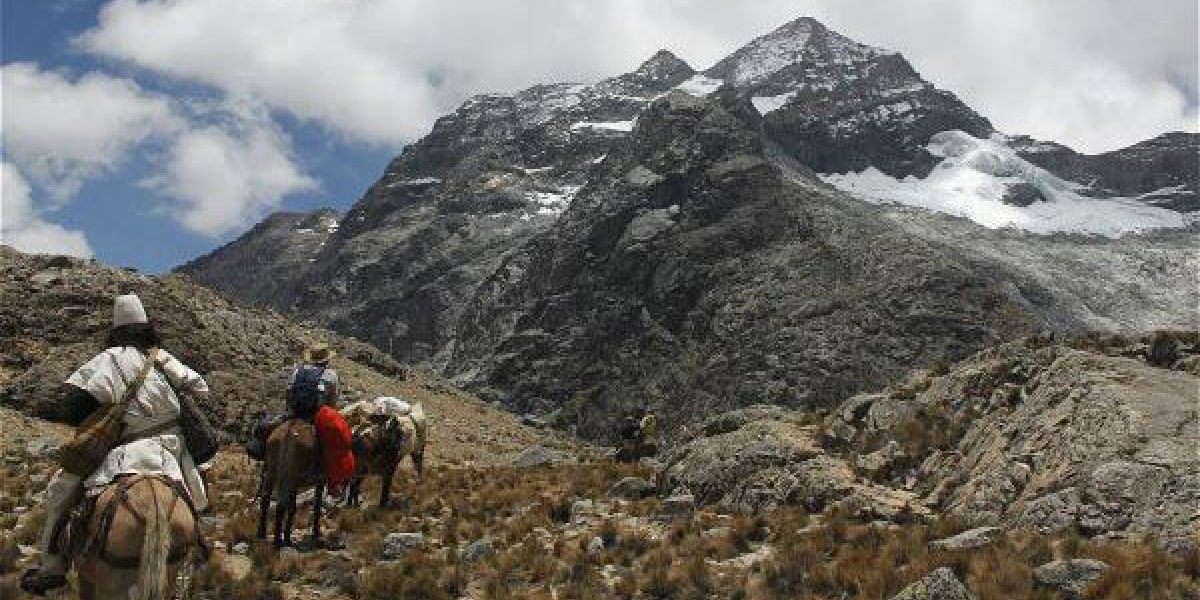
[
  {"x1": 286, "y1": 343, "x2": 340, "y2": 418},
  {"x1": 21, "y1": 294, "x2": 211, "y2": 595}
]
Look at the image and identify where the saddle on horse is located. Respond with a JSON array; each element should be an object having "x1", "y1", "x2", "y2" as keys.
[{"x1": 55, "y1": 474, "x2": 210, "y2": 568}]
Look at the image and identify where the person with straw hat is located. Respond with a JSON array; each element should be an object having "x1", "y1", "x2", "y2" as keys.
[
  {"x1": 22, "y1": 294, "x2": 210, "y2": 595},
  {"x1": 286, "y1": 341, "x2": 340, "y2": 419}
]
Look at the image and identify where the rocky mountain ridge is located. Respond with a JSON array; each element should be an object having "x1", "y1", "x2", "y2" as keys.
[{"x1": 178, "y1": 16, "x2": 1199, "y2": 441}]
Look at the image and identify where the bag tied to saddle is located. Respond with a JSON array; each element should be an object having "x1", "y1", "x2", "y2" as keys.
[
  {"x1": 156, "y1": 362, "x2": 220, "y2": 465},
  {"x1": 58, "y1": 349, "x2": 159, "y2": 476}
]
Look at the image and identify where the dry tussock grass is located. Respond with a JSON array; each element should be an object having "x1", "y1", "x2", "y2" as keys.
[
  {"x1": 76, "y1": 451, "x2": 1179, "y2": 600},
  {"x1": 1, "y1": 436, "x2": 1194, "y2": 600}
]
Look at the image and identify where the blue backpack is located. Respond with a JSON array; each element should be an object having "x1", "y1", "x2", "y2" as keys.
[{"x1": 288, "y1": 364, "x2": 326, "y2": 419}]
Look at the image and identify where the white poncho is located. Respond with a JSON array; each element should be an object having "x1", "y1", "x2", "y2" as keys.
[{"x1": 66, "y1": 346, "x2": 211, "y2": 511}]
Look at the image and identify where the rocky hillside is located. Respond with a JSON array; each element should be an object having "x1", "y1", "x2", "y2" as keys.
[
  {"x1": 660, "y1": 331, "x2": 1200, "y2": 550},
  {"x1": 0, "y1": 246, "x2": 568, "y2": 463},
  {"x1": 2, "y1": 335, "x2": 1196, "y2": 600},
  {"x1": 178, "y1": 16, "x2": 1199, "y2": 441}
]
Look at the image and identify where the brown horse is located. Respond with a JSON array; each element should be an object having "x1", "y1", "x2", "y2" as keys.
[
  {"x1": 74, "y1": 474, "x2": 205, "y2": 600},
  {"x1": 347, "y1": 403, "x2": 427, "y2": 508},
  {"x1": 257, "y1": 418, "x2": 325, "y2": 548}
]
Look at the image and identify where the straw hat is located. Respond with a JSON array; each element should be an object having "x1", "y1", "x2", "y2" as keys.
[
  {"x1": 303, "y1": 342, "x2": 335, "y2": 364},
  {"x1": 113, "y1": 294, "x2": 148, "y2": 327}
]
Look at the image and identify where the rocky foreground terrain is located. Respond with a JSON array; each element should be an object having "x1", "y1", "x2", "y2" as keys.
[
  {"x1": 180, "y1": 17, "x2": 1199, "y2": 444},
  {"x1": 1, "y1": 245, "x2": 1198, "y2": 599}
]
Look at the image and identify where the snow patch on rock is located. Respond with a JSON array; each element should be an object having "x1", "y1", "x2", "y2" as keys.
[
  {"x1": 570, "y1": 121, "x2": 636, "y2": 133},
  {"x1": 675, "y1": 74, "x2": 724, "y2": 96},
  {"x1": 752, "y1": 92, "x2": 797, "y2": 115}
]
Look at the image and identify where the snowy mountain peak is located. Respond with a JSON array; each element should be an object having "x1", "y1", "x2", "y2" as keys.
[
  {"x1": 619, "y1": 49, "x2": 696, "y2": 92},
  {"x1": 635, "y1": 50, "x2": 693, "y2": 77},
  {"x1": 706, "y1": 17, "x2": 890, "y2": 88}
]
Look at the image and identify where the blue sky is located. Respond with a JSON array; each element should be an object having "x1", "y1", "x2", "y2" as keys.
[
  {"x1": 2, "y1": 1, "x2": 393, "y2": 272},
  {"x1": 2, "y1": 0, "x2": 1194, "y2": 273}
]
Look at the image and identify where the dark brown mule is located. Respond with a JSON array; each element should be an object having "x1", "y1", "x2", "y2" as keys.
[
  {"x1": 74, "y1": 474, "x2": 205, "y2": 600},
  {"x1": 347, "y1": 405, "x2": 427, "y2": 508},
  {"x1": 257, "y1": 419, "x2": 325, "y2": 548}
]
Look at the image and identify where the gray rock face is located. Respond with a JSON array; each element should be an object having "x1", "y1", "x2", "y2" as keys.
[
  {"x1": 382, "y1": 532, "x2": 425, "y2": 559},
  {"x1": 1001, "y1": 182, "x2": 1045, "y2": 207},
  {"x1": 890, "y1": 567, "x2": 978, "y2": 600},
  {"x1": 834, "y1": 341, "x2": 1200, "y2": 549},
  {"x1": 447, "y1": 90, "x2": 1056, "y2": 442},
  {"x1": 662, "y1": 407, "x2": 928, "y2": 518},
  {"x1": 179, "y1": 210, "x2": 341, "y2": 309},
  {"x1": 1011, "y1": 132, "x2": 1199, "y2": 211},
  {"x1": 1033, "y1": 559, "x2": 1109, "y2": 599}
]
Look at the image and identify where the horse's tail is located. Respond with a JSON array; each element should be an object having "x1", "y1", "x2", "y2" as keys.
[{"x1": 134, "y1": 479, "x2": 174, "y2": 600}]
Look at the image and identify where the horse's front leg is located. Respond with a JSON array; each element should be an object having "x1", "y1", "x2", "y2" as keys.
[
  {"x1": 274, "y1": 490, "x2": 290, "y2": 548},
  {"x1": 412, "y1": 449, "x2": 425, "y2": 482},
  {"x1": 347, "y1": 477, "x2": 361, "y2": 508},
  {"x1": 380, "y1": 461, "x2": 397, "y2": 509},
  {"x1": 257, "y1": 474, "x2": 273, "y2": 540},
  {"x1": 312, "y1": 483, "x2": 324, "y2": 546}
]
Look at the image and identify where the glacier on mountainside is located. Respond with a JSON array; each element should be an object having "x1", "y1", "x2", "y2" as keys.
[{"x1": 820, "y1": 130, "x2": 1188, "y2": 237}]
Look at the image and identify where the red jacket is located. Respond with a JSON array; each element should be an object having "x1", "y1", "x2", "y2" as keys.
[{"x1": 314, "y1": 405, "x2": 356, "y2": 493}]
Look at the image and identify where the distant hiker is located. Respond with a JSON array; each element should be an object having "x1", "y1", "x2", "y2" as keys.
[
  {"x1": 616, "y1": 407, "x2": 657, "y2": 462},
  {"x1": 639, "y1": 409, "x2": 658, "y2": 441},
  {"x1": 22, "y1": 294, "x2": 211, "y2": 596}
]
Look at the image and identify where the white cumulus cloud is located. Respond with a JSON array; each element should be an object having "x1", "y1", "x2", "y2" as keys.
[
  {"x1": 1, "y1": 162, "x2": 94, "y2": 257},
  {"x1": 0, "y1": 63, "x2": 317, "y2": 239},
  {"x1": 0, "y1": 62, "x2": 182, "y2": 202},
  {"x1": 141, "y1": 104, "x2": 317, "y2": 237},
  {"x1": 76, "y1": 0, "x2": 1196, "y2": 153}
]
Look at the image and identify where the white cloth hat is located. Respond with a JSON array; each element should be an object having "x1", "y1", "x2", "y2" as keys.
[{"x1": 113, "y1": 294, "x2": 148, "y2": 327}]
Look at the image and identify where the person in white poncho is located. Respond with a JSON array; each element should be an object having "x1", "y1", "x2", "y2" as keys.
[{"x1": 21, "y1": 294, "x2": 211, "y2": 596}]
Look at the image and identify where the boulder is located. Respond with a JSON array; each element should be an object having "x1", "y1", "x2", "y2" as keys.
[
  {"x1": 929, "y1": 527, "x2": 1003, "y2": 551},
  {"x1": 890, "y1": 567, "x2": 977, "y2": 600},
  {"x1": 511, "y1": 445, "x2": 559, "y2": 468},
  {"x1": 1032, "y1": 559, "x2": 1109, "y2": 599},
  {"x1": 661, "y1": 493, "x2": 696, "y2": 516},
  {"x1": 462, "y1": 537, "x2": 495, "y2": 563},
  {"x1": 586, "y1": 536, "x2": 606, "y2": 556},
  {"x1": 24, "y1": 438, "x2": 60, "y2": 459},
  {"x1": 608, "y1": 476, "x2": 657, "y2": 500},
  {"x1": 663, "y1": 407, "x2": 929, "y2": 519},
  {"x1": 382, "y1": 532, "x2": 425, "y2": 559}
]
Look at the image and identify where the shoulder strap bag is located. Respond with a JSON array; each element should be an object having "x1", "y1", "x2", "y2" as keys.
[{"x1": 58, "y1": 349, "x2": 158, "y2": 476}]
